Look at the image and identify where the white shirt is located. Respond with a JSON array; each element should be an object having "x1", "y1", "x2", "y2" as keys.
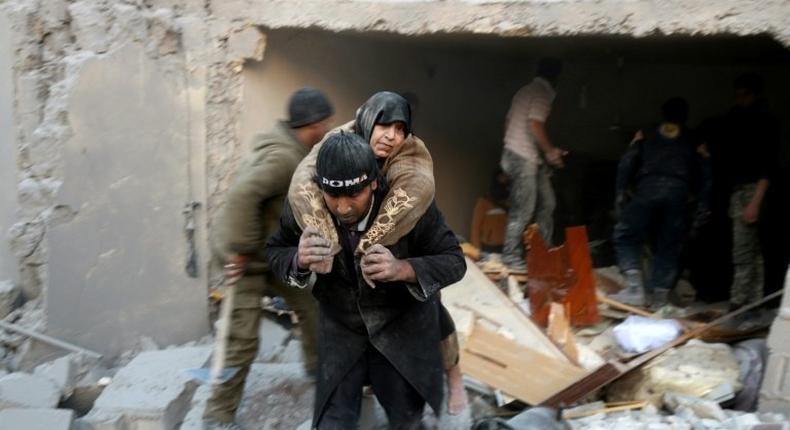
[{"x1": 502, "y1": 77, "x2": 556, "y2": 163}]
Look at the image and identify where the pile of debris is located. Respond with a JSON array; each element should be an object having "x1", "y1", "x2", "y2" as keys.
[
  {"x1": 0, "y1": 279, "x2": 315, "y2": 429},
  {"x1": 455, "y1": 224, "x2": 788, "y2": 429}
]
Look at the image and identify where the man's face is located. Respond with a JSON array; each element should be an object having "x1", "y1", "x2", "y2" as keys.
[
  {"x1": 735, "y1": 89, "x2": 756, "y2": 108},
  {"x1": 369, "y1": 122, "x2": 406, "y2": 159},
  {"x1": 323, "y1": 181, "x2": 377, "y2": 226},
  {"x1": 307, "y1": 117, "x2": 332, "y2": 146}
]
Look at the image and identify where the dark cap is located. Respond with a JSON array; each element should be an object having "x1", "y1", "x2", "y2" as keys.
[
  {"x1": 288, "y1": 87, "x2": 334, "y2": 128},
  {"x1": 315, "y1": 131, "x2": 379, "y2": 196},
  {"x1": 354, "y1": 91, "x2": 412, "y2": 145}
]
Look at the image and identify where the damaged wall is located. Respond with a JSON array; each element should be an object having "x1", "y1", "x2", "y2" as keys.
[
  {"x1": 45, "y1": 42, "x2": 209, "y2": 358},
  {"x1": 0, "y1": 0, "x2": 224, "y2": 359},
  {"x1": 0, "y1": 12, "x2": 17, "y2": 284}
]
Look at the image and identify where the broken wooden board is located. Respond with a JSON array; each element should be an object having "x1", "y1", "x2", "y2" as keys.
[
  {"x1": 525, "y1": 225, "x2": 600, "y2": 327},
  {"x1": 442, "y1": 257, "x2": 568, "y2": 361},
  {"x1": 461, "y1": 324, "x2": 589, "y2": 405},
  {"x1": 547, "y1": 302, "x2": 579, "y2": 365}
]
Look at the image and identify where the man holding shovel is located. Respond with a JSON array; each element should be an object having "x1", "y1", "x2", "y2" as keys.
[{"x1": 202, "y1": 88, "x2": 333, "y2": 430}]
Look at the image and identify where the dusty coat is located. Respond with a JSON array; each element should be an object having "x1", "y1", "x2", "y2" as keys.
[
  {"x1": 212, "y1": 121, "x2": 308, "y2": 274},
  {"x1": 265, "y1": 190, "x2": 466, "y2": 427}
]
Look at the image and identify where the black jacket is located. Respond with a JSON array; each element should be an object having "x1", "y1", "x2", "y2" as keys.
[{"x1": 265, "y1": 191, "x2": 466, "y2": 426}]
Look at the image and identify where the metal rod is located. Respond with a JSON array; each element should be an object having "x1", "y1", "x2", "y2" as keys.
[{"x1": 0, "y1": 320, "x2": 103, "y2": 361}]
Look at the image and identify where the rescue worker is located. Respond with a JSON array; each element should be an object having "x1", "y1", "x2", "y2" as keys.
[
  {"x1": 500, "y1": 57, "x2": 566, "y2": 271},
  {"x1": 203, "y1": 88, "x2": 333, "y2": 430},
  {"x1": 265, "y1": 132, "x2": 467, "y2": 429},
  {"x1": 612, "y1": 97, "x2": 711, "y2": 307},
  {"x1": 714, "y1": 73, "x2": 780, "y2": 310},
  {"x1": 287, "y1": 91, "x2": 468, "y2": 414}
]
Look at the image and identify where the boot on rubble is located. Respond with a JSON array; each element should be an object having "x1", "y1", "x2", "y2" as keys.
[{"x1": 610, "y1": 269, "x2": 646, "y2": 307}]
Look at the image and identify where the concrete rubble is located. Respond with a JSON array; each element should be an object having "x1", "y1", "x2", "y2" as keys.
[
  {"x1": 0, "y1": 371, "x2": 60, "y2": 409},
  {"x1": 82, "y1": 346, "x2": 212, "y2": 430},
  {"x1": 607, "y1": 340, "x2": 743, "y2": 406},
  {"x1": 0, "y1": 281, "x2": 19, "y2": 319},
  {"x1": 0, "y1": 407, "x2": 74, "y2": 430},
  {"x1": 565, "y1": 404, "x2": 789, "y2": 430}
]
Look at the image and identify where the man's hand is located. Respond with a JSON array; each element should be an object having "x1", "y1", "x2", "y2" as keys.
[
  {"x1": 743, "y1": 201, "x2": 760, "y2": 225},
  {"x1": 545, "y1": 146, "x2": 568, "y2": 168},
  {"x1": 297, "y1": 227, "x2": 332, "y2": 273},
  {"x1": 361, "y1": 244, "x2": 416, "y2": 284},
  {"x1": 224, "y1": 254, "x2": 249, "y2": 285}
]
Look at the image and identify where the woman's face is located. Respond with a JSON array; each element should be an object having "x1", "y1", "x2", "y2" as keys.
[{"x1": 369, "y1": 122, "x2": 406, "y2": 159}]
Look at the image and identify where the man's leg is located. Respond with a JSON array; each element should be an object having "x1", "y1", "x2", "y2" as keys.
[
  {"x1": 368, "y1": 347, "x2": 426, "y2": 430},
  {"x1": 650, "y1": 197, "x2": 688, "y2": 306},
  {"x1": 612, "y1": 195, "x2": 652, "y2": 306},
  {"x1": 266, "y1": 273, "x2": 319, "y2": 375},
  {"x1": 203, "y1": 275, "x2": 263, "y2": 424},
  {"x1": 437, "y1": 303, "x2": 465, "y2": 415},
  {"x1": 317, "y1": 352, "x2": 367, "y2": 430},
  {"x1": 501, "y1": 150, "x2": 538, "y2": 270},
  {"x1": 534, "y1": 163, "x2": 556, "y2": 246},
  {"x1": 730, "y1": 186, "x2": 764, "y2": 307}
]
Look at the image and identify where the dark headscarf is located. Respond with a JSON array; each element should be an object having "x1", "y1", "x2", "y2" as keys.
[{"x1": 354, "y1": 91, "x2": 412, "y2": 145}]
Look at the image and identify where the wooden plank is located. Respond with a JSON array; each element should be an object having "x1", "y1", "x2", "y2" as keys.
[
  {"x1": 443, "y1": 257, "x2": 568, "y2": 361},
  {"x1": 597, "y1": 293, "x2": 656, "y2": 319},
  {"x1": 547, "y1": 302, "x2": 579, "y2": 365},
  {"x1": 461, "y1": 324, "x2": 587, "y2": 405},
  {"x1": 562, "y1": 400, "x2": 648, "y2": 419},
  {"x1": 539, "y1": 361, "x2": 624, "y2": 408}
]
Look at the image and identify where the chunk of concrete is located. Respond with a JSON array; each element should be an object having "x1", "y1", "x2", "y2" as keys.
[
  {"x1": 227, "y1": 26, "x2": 266, "y2": 61},
  {"x1": 0, "y1": 372, "x2": 61, "y2": 409},
  {"x1": 0, "y1": 408, "x2": 74, "y2": 430},
  {"x1": 0, "y1": 281, "x2": 19, "y2": 319},
  {"x1": 34, "y1": 354, "x2": 78, "y2": 399},
  {"x1": 83, "y1": 346, "x2": 211, "y2": 430}
]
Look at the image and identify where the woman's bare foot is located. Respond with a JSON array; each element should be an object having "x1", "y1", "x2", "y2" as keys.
[{"x1": 446, "y1": 364, "x2": 468, "y2": 415}]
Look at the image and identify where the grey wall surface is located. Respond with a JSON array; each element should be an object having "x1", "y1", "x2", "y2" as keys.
[
  {"x1": 242, "y1": 30, "x2": 790, "y2": 236},
  {"x1": 46, "y1": 43, "x2": 209, "y2": 359},
  {"x1": 0, "y1": 12, "x2": 18, "y2": 283}
]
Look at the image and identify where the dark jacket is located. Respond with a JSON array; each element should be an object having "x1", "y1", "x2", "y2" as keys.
[
  {"x1": 616, "y1": 125, "x2": 711, "y2": 209},
  {"x1": 212, "y1": 121, "x2": 309, "y2": 274},
  {"x1": 265, "y1": 190, "x2": 466, "y2": 426},
  {"x1": 718, "y1": 101, "x2": 780, "y2": 187}
]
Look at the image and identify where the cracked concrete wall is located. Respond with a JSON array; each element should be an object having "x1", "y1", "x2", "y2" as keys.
[
  {"x1": 1, "y1": 0, "x2": 220, "y2": 359},
  {"x1": 0, "y1": 11, "x2": 17, "y2": 285},
  {"x1": 46, "y1": 42, "x2": 209, "y2": 358},
  {"x1": 212, "y1": 0, "x2": 790, "y2": 46}
]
